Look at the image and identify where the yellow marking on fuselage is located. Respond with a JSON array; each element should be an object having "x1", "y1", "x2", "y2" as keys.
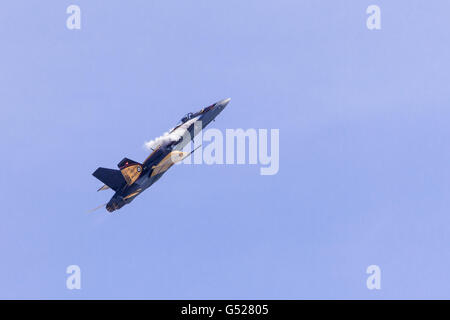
[
  {"x1": 124, "y1": 189, "x2": 142, "y2": 200},
  {"x1": 150, "y1": 151, "x2": 187, "y2": 177}
]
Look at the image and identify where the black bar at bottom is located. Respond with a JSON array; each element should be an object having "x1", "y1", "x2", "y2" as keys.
[{"x1": 0, "y1": 300, "x2": 447, "y2": 317}]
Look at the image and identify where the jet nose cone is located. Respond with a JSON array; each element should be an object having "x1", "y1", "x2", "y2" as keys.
[{"x1": 217, "y1": 98, "x2": 231, "y2": 108}]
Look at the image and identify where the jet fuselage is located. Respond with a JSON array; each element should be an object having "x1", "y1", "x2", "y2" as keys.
[{"x1": 102, "y1": 98, "x2": 230, "y2": 212}]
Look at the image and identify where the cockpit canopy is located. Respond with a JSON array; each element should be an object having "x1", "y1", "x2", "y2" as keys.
[{"x1": 180, "y1": 112, "x2": 194, "y2": 123}]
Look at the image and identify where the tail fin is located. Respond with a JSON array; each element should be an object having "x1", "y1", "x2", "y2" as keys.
[
  {"x1": 117, "y1": 158, "x2": 141, "y2": 169},
  {"x1": 92, "y1": 167, "x2": 127, "y2": 191},
  {"x1": 117, "y1": 158, "x2": 143, "y2": 185}
]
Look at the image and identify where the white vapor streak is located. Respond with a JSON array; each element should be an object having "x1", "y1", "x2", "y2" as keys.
[{"x1": 144, "y1": 116, "x2": 199, "y2": 150}]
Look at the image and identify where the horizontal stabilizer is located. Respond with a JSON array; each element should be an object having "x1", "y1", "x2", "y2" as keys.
[
  {"x1": 97, "y1": 185, "x2": 110, "y2": 192},
  {"x1": 92, "y1": 167, "x2": 126, "y2": 191}
]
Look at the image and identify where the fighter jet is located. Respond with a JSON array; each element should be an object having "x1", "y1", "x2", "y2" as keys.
[{"x1": 92, "y1": 98, "x2": 230, "y2": 212}]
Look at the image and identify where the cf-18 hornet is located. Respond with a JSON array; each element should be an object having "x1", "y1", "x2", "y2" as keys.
[{"x1": 92, "y1": 98, "x2": 230, "y2": 212}]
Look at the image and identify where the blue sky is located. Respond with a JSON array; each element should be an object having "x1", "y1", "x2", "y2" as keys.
[{"x1": 1, "y1": 0, "x2": 450, "y2": 299}]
